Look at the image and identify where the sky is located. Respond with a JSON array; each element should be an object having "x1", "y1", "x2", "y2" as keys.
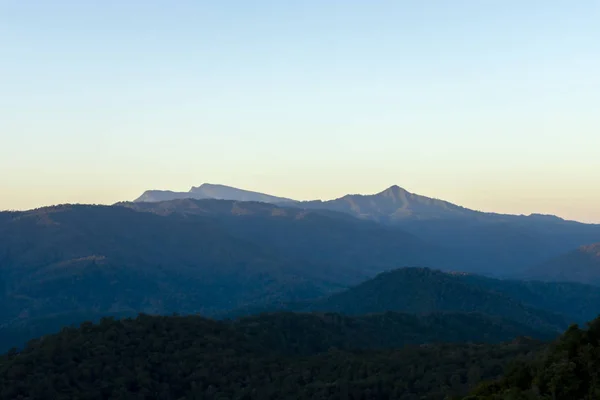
[{"x1": 1, "y1": 1, "x2": 599, "y2": 222}]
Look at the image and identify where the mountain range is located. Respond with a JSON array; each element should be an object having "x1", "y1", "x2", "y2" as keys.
[
  {"x1": 132, "y1": 184, "x2": 600, "y2": 276},
  {"x1": 133, "y1": 183, "x2": 570, "y2": 223},
  {"x1": 3, "y1": 186, "x2": 600, "y2": 399},
  {"x1": 3, "y1": 185, "x2": 600, "y2": 354}
]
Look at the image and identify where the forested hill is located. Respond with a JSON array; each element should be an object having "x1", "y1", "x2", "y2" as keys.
[
  {"x1": 0, "y1": 309, "x2": 553, "y2": 355},
  {"x1": 0, "y1": 312, "x2": 546, "y2": 400},
  {"x1": 319, "y1": 268, "x2": 600, "y2": 325},
  {"x1": 4, "y1": 312, "x2": 600, "y2": 399},
  {"x1": 229, "y1": 268, "x2": 587, "y2": 333},
  {"x1": 465, "y1": 317, "x2": 600, "y2": 399},
  {"x1": 232, "y1": 312, "x2": 554, "y2": 354}
]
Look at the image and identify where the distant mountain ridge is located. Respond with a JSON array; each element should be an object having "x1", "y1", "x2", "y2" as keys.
[
  {"x1": 131, "y1": 183, "x2": 600, "y2": 276},
  {"x1": 135, "y1": 183, "x2": 578, "y2": 222},
  {"x1": 3, "y1": 193, "x2": 600, "y2": 354},
  {"x1": 134, "y1": 183, "x2": 295, "y2": 204}
]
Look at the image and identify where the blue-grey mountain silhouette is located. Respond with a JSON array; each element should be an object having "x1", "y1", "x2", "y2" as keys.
[{"x1": 134, "y1": 183, "x2": 295, "y2": 204}]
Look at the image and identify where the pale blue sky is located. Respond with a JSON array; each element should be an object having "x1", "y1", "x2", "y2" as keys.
[{"x1": 1, "y1": 1, "x2": 599, "y2": 222}]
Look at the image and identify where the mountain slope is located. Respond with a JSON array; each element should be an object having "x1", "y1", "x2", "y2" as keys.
[
  {"x1": 133, "y1": 190, "x2": 197, "y2": 203},
  {"x1": 120, "y1": 199, "x2": 445, "y2": 283},
  {"x1": 290, "y1": 185, "x2": 568, "y2": 223},
  {"x1": 524, "y1": 243, "x2": 600, "y2": 285},
  {"x1": 234, "y1": 311, "x2": 554, "y2": 354},
  {"x1": 398, "y1": 217, "x2": 600, "y2": 277},
  {"x1": 1, "y1": 311, "x2": 552, "y2": 355},
  {"x1": 190, "y1": 183, "x2": 295, "y2": 203},
  {"x1": 286, "y1": 186, "x2": 600, "y2": 276},
  {"x1": 0, "y1": 205, "x2": 331, "y2": 329},
  {"x1": 134, "y1": 183, "x2": 295, "y2": 203}
]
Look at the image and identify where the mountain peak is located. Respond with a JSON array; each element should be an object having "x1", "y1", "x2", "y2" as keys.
[
  {"x1": 190, "y1": 183, "x2": 227, "y2": 191},
  {"x1": 379, "y1": 185, "x2": 410, "y2": 198},
  {"x1": 385, "y1": 184, "x2": 406, "y2": 191}
]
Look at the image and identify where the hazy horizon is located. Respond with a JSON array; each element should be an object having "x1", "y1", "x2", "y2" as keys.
[{"x1": 2, "y1": 1, "x2": 599, "y2": 222}]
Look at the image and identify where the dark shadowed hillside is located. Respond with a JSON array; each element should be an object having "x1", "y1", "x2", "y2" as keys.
[
  {"x1": 465, "y1": 316, "x2": 600, "y2": 399},
  {"x1": 225, "y1": 268, "x2": 580, "y2": 334},
  {"x1": 0, "y1": 312, "x2": 546, "y2": 400},
  {"x1": 233, "y1": 312, "x2": 554, "y2": 354},
  {"x1": 229, "y1": 268, "x2": 600, "y2": 329},
  {"x1": 297, "y1": 268, "x2": 569, "y2": 332},
  {"x1": 120, "y1": 199, "x2": 446, "y2": 282},
  {"x1": 0, "y1": 205, "x2": 332, "y2": 333}
]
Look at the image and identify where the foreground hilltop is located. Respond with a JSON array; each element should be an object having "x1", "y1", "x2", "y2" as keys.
[
  {"x1": 3, "y1": 311, "x2": 600, "y2": 399},
  {"x1": 466, "y1": 317, "x2": 600, "y2": 399},
  {"x1": 0, "y1": 312, "x2": 546, "y2": 400}
]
